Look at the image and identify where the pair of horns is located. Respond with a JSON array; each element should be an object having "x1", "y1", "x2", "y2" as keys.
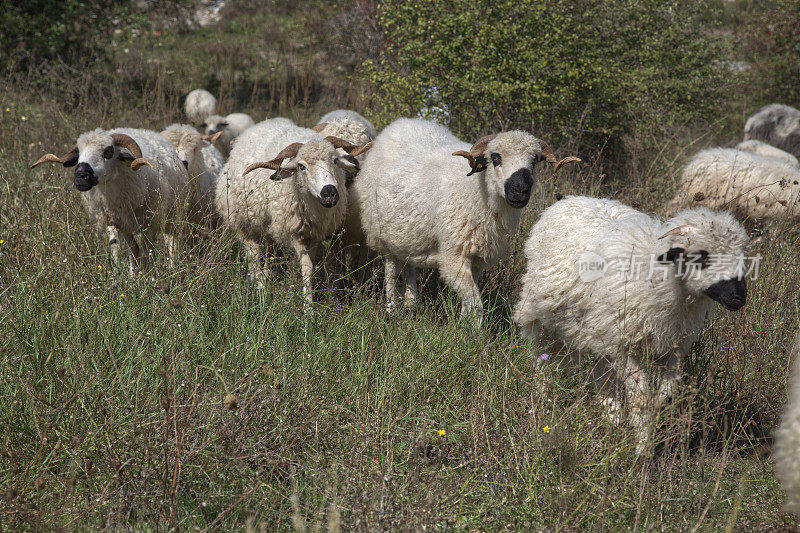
[
  {"x1": 31, "y1": 133, "x2": 154, "y2": 171},
  {"x1": 658, "y1": 224, "x2": 698, "y2": 240},
  {"x1": 452, "y1": 135, "x2": 582, "y2": 176},
  {"x1": 242, "y1": 136, "x2": 374, "y2": 177}
]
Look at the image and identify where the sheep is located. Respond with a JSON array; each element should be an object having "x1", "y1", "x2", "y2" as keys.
[
  {"x1": 184, "y1": 89, "x2": 217, "y2": 126},
  {"x1": 32, "y1": 128, "x2": 195, "y2": 273},
  {"x1": 318, "y1": 109, "x2": 378, "y2": 140},
  {"x1": 775, "y1": 330, "x2": 800, "y2": 515},
  {"x1": 736, "y1": 140, "x2": 799, "y2": 167},
  {"x1": 353, "y1": 118, "x2": 579, "y2": 320},
  {"x1": 214, "y1": 119, "x2": 373, "y2": 309},
  {"x1": 160, "y1": 123, "x2": 224, "y2": 227},
  {"x1": 512, "y1": 196, "x2": 750, "y2": 452},
  {"x1": 743, "y1": 103, "x2": 800, "y2": 157},
  {"x1": 667, "y1": 148, "x2": 800, "y2": 223},
  {"x1": 202, "y1": 112, "x2": 256, "y2": 158}
]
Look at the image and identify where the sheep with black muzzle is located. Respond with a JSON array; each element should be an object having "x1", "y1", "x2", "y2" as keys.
[
  {"x1": 201, "y1": 112, "x2": 256, "y2": 158},
  {"x1": 512, "y1": 196, "x2": 751, "y2": 453},
  {"x1": 184, "y1": 89, "x2": 218, "y2": 126},
  {"x1": 214, "y1": 120, "x2": 373, "y2": 310},
  {"x1": 32, "y1": 128, "x2": 194, "y2": 273},
  {"x1": 353, "y1": 118, "x2": 579, "y2": 321},
  {"x1": 744, "y1": 103, "x2": 800, "y2": 158}
]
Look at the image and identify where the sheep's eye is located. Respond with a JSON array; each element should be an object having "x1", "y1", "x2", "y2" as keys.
[
  {"x1": 200, "y1": 123, "x2": 207, "y2": 129},
  {"x1": 490, "y1": 153, "x2": 502, "y2": 167},
  {"x1": 103, "y1": 146, "x2": 115, "y2": 159},
  {"x1": 687, "y1": 250, "x2": 711, "y2": 269},
  {"x1": 182, "y1": 160, "x2": 189, "y2": 169},
  {"x1": 298, "y1": 163, "x2": 307, "y2": 171}
]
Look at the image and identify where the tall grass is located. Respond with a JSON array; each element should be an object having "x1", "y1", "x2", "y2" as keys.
[{"x1": 1, "y1": 2, "x2": 799, "y2": 530}]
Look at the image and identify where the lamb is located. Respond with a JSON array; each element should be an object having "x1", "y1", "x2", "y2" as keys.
[
  {"x1": 774, "y1": 330, "x2": 800, "y2": 515},
  {"x1": 736, "y1": 140, "x2": 799, "y2": 167},
  {"x1": 160, "y1": 123, "x2": 224, "y2": 226},
  {"x1": 32, "y1": 128, "x2": 195, "y2": 273},
  {"x1": 743, "y1": 103, "x2": 800, "y2": 157},
  {"x1": 318, "y1": 109, "x2": 378, "y2": 140},
  {"x1": 202, "y1": 112, "x2": 256, "y2": 158},
  {"x1": 667, "y1": 147, "x2": 800, "y2": 223},
  {"x1": 512, "y1": 196, "x2": 750, "y2": 452},
  {"x1": 214, "y1": 119, "x2": 373, "y2": 309},
  {"x1": 184, "y1": 89, "x2": 218, "y2": 126},
  {"x1": 353, "y1": 118, "x2": 579, "y2": 320}
]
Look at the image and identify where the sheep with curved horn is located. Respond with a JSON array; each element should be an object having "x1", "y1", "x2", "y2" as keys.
[
  {"x1": 32, "y1": 128, "x2": 194, "y2": 274},
  {"x1": 353, "y1": 117, "x2": 581, "y2": 321},
  {"x1": 215, "y1": 119, "x2": 373, "y2": 310}
]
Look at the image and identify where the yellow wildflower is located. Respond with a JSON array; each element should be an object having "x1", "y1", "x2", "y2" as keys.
[
  {"x1": 437, "y1": 429, "x2": 446, "y2": 437},
  {"x1": 542, "y1": 425, "x2": 551, "y2": 433}
]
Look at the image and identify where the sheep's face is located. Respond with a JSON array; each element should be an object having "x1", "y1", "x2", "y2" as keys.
[
  {"x1": 202, "y1": 115, "x2": 229, "y2": 136},
  {"x1": 481, "y1": 132, "x2": 545, "y2": 208},
  {"x1": 72, "y1": 130, "x2": 124, "y2": 191},
  {"x1": 657, "y1": 209, "x2": 750, "y2": 311},
  {"x1": 275, "y1": 140, "x2": 353, "y2": 208},
  {"x1": 161, "y1": 125, "x2": 203, "y2": 174}
]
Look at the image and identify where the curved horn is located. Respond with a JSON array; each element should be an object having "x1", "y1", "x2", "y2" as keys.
[
  {"x1": 452, "y1": 134, "x2": 497, "y2": 175},
  {"x1": 539, "y1": 140, "x2": 581, "y2": 173},
  {"x1": 31, "y1": 145, "x2": 79, "y2": 168},
  {"x1": 323, "y1": 136, "x2": 374, "y2": 156},
  {"x1": 112, "y1": 133, "x2": 154, "y2": 171},
  {"x1": 311, "y1": 122, "x2": 328, "y2": 133},
  {"x1": 658, "y1": 225, "x2": 699, "y2": 240},
  {"x1": 201, "y1": 131, "x2": 223, "y2": 143},
  {"x1": 242, "y1": 142, "x2": 304, "y2": 176}
]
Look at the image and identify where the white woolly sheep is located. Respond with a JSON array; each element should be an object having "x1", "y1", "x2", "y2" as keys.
[
  {"x1": 667, "y1": 147, "x2": 800, "y2": 223},
  {"x1": 202, "y1": 112, "x2": 256, "y2": 158},
  {"x1": 736, "y1": 140, "x2": 799, "y2": 167},
  {"x1": 32, "y1": 128, "x2": 195, "y2": 273},
  {"x1": 774, "y1": 330, "x2": 800, "y2": 515},
  {"x1": 744, "y1": 103, "x2": 800, "y2": 157},
  {"x1": 214, "y1": 119, "x2": 373, "y2": 309},
  {"x1": 513, "y1": 195, "x2": 750, "y2": 452},
  {"x1": 160, "y1": 123, "x2": 224, "y2": 227},
  {"x1": 184, "y1": 89, "x2": 218, "y2": 126},
  {"x1": 353, "y1": 118, "x2": 579, "y2": 320},
  {"x1": 318, "y1": 109, "x2": 378, "y2": 140}
]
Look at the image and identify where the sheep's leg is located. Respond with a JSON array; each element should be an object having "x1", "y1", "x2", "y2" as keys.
[
  {"x1": 106, "y1": 226, "x2": 123, "y2": 265},
  {"x1": 291, "y1": 238, "x2": 314, "y2": 314},
  {"x1": 163, "y1": 233, "x2": 179, "y2": 269},
  {"x1": 118, "y1": 231, "x2": 141, "y2": 276},
  {"x1": 140, "y1": 229, "x2": 158, "y2": 273},
  {"x1": 440, "y1": 257, "x2": 483, "y2": 325},
  {"x1": 402, "y1": 265, "x2": 418, "y2": 309},
  {"x1": 615, "y1": 355, "x2": 653, "y2": 454},
  {"x1": 243, "y1": 238, "x2": 266, "y2": 288},
  {"x1": 384, "y1": 255, "x2": 401, "y2": 313}
]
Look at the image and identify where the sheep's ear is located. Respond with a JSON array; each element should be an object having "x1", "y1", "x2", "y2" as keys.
[
  {"x1": 62, "y1": 152, "x2": 80, "y2": 167},
  {"x1": 270, "y1": 162, "x2": 298, "y2": 181},
  {"x1": 334, "y1": 155, "x2": 359, "y2": 172},
  {"x1": 657, "y1": 247, "x2": 685, "y2": 264}
]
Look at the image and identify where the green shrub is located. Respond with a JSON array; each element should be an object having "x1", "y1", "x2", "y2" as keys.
[{"x1": 364, "y1": 0, "x2": 731, "y2": 144}]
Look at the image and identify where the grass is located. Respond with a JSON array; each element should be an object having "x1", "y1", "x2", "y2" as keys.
[{"x1": 1, "y1": 1, "x2": 799, "y2": 530}]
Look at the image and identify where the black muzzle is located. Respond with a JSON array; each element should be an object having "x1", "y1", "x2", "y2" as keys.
[
  {"x1": 73, "y1": 162, "x2": 98, "y2": 192},
  {"x1": 704, "y1": 278, "x2": 747, "y2": 311},
  {"x1": 504, "y1": 168, "x2": 533, "y2": 208},
  {"x1": 319, "y1": 184, "x2": 339, "y2": 208}
]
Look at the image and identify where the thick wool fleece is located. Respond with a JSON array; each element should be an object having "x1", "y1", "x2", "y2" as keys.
[
  {"x1": 76, "y1": 128, "x2": 192, "y2": 237},
  {"x1": 318, "y1": 109, "x2": 378, "y2": 140},
  {"x1": 736, "y1": 140, "x2": 799, "y2": 168},
  {"x1": 775, "y1": 331, "x2": 800, "y2": 515},
  {"x1": 744, "y1": 103, "x2": 800, "y2": 158},
  {"x1": 184, "y1": 89, "x2": 217, "y2": 125},
  {"x1": 354, "y1": 118, "x2": 553, "y2": 316},
  {"x1": 667, "y1": 148, "x2": 800, "y2": 222},
  {"x1": 513, "y1": 196, "x2": 749, "y2": 449}
]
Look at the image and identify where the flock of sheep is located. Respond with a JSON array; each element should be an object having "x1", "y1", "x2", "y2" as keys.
[{"x1": 30, "y1": 90, "x2": 800, "y2": 512}]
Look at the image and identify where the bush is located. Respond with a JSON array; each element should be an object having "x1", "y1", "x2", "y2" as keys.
[
  {"x1": 0, "y1": 1, "x2": 132, "y2": 72},
  {"x1": 364, "y1": 0, "x2": 732, "y2": 144}
]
